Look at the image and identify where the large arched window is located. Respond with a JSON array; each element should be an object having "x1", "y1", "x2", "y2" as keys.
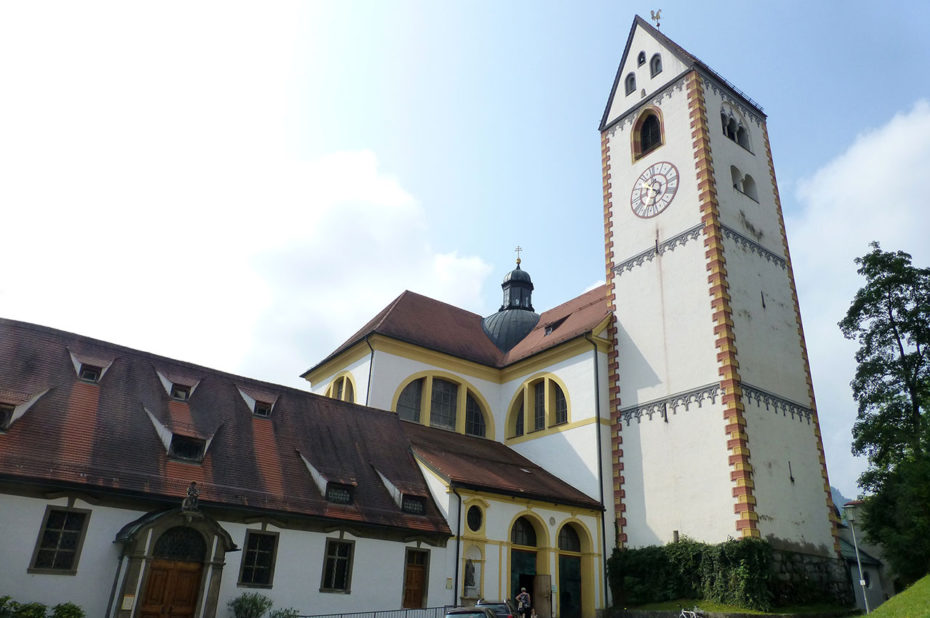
[
  {"x1": 508, "y1": 376, "x2": 570, "y2": 438},
  {"x1": 394, "y1": 375, "x2": 491, "y2": 438},
  {"x1": 624, "y1": 73, "x2": 636, "y2": 96},
  {"x1": 511, "y1": 517, "x2": 537, "y2": 547},
  {"x1": 325, "y1": 373, "x2": 355, "y2": 403},
  {"x1": 558, "y1": 525, "x2": 581, "y2": 552},
  {"x1": 649, "y1": 53, "x2": 663, "y2": 77}
]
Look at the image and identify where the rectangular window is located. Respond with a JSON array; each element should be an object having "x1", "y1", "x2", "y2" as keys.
[
  {"x1": 0, "y1": 403, "x2": 13, "y2": 430},
  {"x1": 29, "y1": 506, "x2": 91, "y2": 574},
  {"x1": 430, "y1": 378, "x2": 458, "y2": 430},
  {"x1": 239, "y1": 530, "x2": 279, "y2": 587},
  {"x1": 79, "y1": 364, "x2": 101, "y2": 383},
  {"x1": 169, "y1": 434, "x2": 206, "y2": 462},
  {"x1": 321, "y1": 539, "x2": 354, "y2": 593},
  {"x1": 533, "y1": 382, "x2": 546, "y2": 431},
  {"x1": 401, "y1": 495, "x2": 426, "y2": 515},
  {"x1": 170, "y1": 384, "x2": 191, "y2": 400},
  {"x1": 326, "y1": 483, "x2": 353, "y2": 504},
  {"x1": 253, "y1": 401, "x2": 272, "y2": 418}
]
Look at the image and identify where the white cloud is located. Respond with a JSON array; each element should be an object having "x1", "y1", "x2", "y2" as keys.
[
  {"x1": 787, "y1": 100, "x2": 930, "y2": 496},
  {"x1": 0, "y1": 3, "x2": 491, "y2": 391}
]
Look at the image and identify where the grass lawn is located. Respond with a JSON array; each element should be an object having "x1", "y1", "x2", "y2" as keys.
[
  {"x1": 629, "y1": 598, "x2": 854, "y2": 615},
  {"x1": 869, "y1": 574, "x2": 930, "y2": 617}
]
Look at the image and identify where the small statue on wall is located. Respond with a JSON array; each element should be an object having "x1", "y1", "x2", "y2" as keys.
[{"x1": 181, "y1": 481, "x2": 200, "y2": 512}]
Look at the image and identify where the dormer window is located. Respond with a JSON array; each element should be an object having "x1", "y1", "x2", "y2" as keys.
[
  {"x1": 401, "y1": 495, "x2": 426, "y2": 515},
  {"x1": 171, "y1": 384, "x2": 191, "y2": 401},
  {"x1": 544, "y1": 317, "x2": 568, "y2": 336},
  {"x1": 254, "y1": 401, "x2": 272, "y2": 418},
  {"x1": 637, "y1": 51, "x2": 646, "y2": 66},
  {"x1": 650, "y1": 53, "x2": 663, "y2": 77},
  {"x1": 624, "y1": 73, "x2": 636, "y2": 96},
  {"x1": 79, "y1": 364, "x2": 102, "y2": 383},
  {"x1": 326, "y1": 483, "x2": 353, "y2": 504},
  {"x1": 169, "y1": 434, "x2": 206, "y2": 462},
  {"x1": 0, "y1": 404, "x2": 13, "y2": 430}
]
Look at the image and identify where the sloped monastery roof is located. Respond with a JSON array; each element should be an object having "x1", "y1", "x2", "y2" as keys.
[
  {"x1": 306, "y1": 284, "x2": 609, "y2": 375},
  {"x1": 402, "y1": 422, "x2": 602, "y2": 511},
  {"x1": 0, "y1": 318, "x2": 450, "y2": 537}
]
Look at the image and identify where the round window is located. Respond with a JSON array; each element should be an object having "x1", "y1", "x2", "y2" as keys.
[{"x1": 466, "y1": 505, "x2": 482, "y2": 532}]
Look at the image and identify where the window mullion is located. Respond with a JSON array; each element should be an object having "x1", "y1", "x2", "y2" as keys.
[
  {"x1": 422, "y1": 376, "x2": 433, "y2": 427},
  {"x1": 455, "y1": 385, "x2": 467, "y2": 433}
]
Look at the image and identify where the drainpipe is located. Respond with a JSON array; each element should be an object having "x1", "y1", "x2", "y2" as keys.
[
  {"x1": 585, "y1": 333, "x2": 610, "y2": 610},
  {"x1": 365, "y1": 335, "x2": 375, "y2": 406},
  {"x1": 452, "y1": 485, "x2": 464, "y2": 607}
]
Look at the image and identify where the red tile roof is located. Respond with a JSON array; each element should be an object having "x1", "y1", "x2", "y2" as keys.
[
  {"x1": 0, "y1": 318, "x2": 451, "y2": 538},
  {"x1": 306, "y1": 285, "x2": 609, "y2": 376},
  {"x1": 402, "y1": 422, "x2": 602, "y2": 511}
]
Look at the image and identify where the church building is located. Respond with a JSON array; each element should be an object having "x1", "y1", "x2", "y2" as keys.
[{"x1": 0, "y1": 16, "x2": 846, "y2": 618}]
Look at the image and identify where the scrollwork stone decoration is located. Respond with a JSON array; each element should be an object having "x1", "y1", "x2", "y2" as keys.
[
  {"x1": 741, "y1": 384, "x2": 813, "y2": 423},
  {"x1": 614, "y1": 223, "x2": 704, "y2": 276},
  {"x1": 721, "y1": 225, "x2": 786, "y2": 269},
  {"x1": 619, "y1": 382, "x2": 722, "y2": 425}
]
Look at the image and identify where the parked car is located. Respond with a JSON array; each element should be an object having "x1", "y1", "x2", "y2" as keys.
[
  {"x1": 445, "y1": 607, "x2": 497, "y2": 618},
  {"x1": 476, "y1": 599, "x2": 517, "y2": 618}
]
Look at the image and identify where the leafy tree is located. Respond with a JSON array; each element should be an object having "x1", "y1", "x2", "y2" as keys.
[{"x1": 839, "y1": 242, "x2": 930, "y2": 583}]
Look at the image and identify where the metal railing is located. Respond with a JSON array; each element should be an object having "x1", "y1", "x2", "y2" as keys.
[{"x1": 300, "y1": 606, "x2": 454, "y2": 618}]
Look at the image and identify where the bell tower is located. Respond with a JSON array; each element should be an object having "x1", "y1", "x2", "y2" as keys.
[{"x1": 600, "y1": 16, "x2": 839, "y2": 559}]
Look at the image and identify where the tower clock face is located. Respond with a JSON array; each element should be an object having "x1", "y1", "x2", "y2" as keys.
[{"x1": 630, "y1": 161, "x2": 679, "y2": 218}]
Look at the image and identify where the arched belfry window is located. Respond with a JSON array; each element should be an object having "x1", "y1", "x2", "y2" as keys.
[
  {"x1": 650, "y1": 53, "x2": 663, "y2": 77},
  {"x1": 742, "y1": 174, "x2": 759, "y2": 201},
  {"x1": 730, "y1": 165, "x2": 742, "y2": 191},
  {"x1": 641, "y1": 115, "x2": 661, "y2": 153},
  {"x1": 637, "y1": 51, "x2": 646, "y2": 66},
  {"x1": 736, "y1": 125, "x2": 750, "y2": 149},
  {"x1": 624, "y1": 73, "x2": 636, "y2": 96},
  {"x1": 511, "y1": 517, "x2": 537, "y2": 547},
  {"x1": 631, "y1": 107, "x2": 664, "y2": 161}
]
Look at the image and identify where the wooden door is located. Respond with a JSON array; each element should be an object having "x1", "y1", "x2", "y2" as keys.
[
  {"x1": 532, "y1": 574, "x2": 551, "y2": 618},
  {"x1": 139, "y1": 559, "x2": 203, "y2": 618},
  {"x1": 402, "y1": 550, "x2": 428, "y2": 608}
]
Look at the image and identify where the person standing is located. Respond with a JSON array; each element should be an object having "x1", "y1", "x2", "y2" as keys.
[{"x1": 515, "y1": 587, "x2": 531, "y2": 618}]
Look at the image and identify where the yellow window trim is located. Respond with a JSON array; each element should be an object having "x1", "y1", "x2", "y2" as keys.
[
  {"x1": 392, "y1": 370, "x2": 496, "y2": 440},
  {"x1": 505, "y1": 372, "x2": 572, "y2": 439},
  {"x1": 324, "y1": 372, "x2": 358, "y2": 403}
]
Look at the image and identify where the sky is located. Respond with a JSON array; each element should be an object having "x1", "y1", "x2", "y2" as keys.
[{"x1": 2, "y1": 1, "x2": 929, "y2": 498}]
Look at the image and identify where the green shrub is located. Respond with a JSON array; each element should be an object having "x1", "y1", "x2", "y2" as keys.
[
  {"x1": 51, "y1": 602, "x2": 85, "y2": 618},
  {"x1": 269, "y1": 609, "x2": 300, "y2": 618},
  {"x1": 228, "y1": 592, "x2": 273, "y2": 618},
  {"x1": 10, "y1": 602, "x2": 48, "y2": 618},
  {"x1": 607, "y1": 536, "x2": 774, "y2": 612}
]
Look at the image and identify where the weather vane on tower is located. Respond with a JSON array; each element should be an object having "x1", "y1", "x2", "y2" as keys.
[{"x1": 650, "y1": 9, "x2": 662, "y2": 29}]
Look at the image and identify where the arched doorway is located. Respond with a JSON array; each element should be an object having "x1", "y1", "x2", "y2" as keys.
[
  {"x1": 510, "y1": 516, "x2": 537, "y2": 602},
  {"x1": 113, "y1": 508, "x2": 237, "y2": 618},
  {"x1": 139, "y1": 526, "x2": 206, "y2": 618},
  {"x1": 557, "y1": 525, "x2": 582, "y2": 618}
]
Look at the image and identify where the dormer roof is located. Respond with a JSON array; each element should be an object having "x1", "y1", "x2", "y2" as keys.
[{"x1": 0, "y1": 318, "x2": 450, "y2": 539}]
